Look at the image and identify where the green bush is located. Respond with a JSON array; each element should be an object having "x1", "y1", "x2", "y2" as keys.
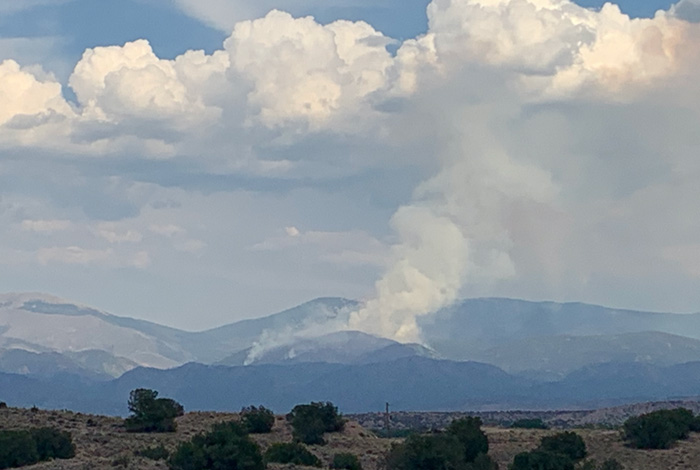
[
  {"x1": 241, "y1": 405, "x2": 275, "y2": 434},
  {"x1": 287, "y1": 402, "x2": 346, "y2": 445},
  {"x1": 386, "y1": 417, "x2": 497, "y2": 470},
  {"x1": 0, "y1": 428, "x2": 75, "y2": 469},
  {"x1": 264, "y1": 442, "x2": 321, "y2": 467},
  {"x1": 600, "y1": 459, "x2": 624, "y2": 470},
  {"x1": 331, "y1": 452, "x2": 363, "y2": 470},
  {"x1": 509, "y1": 450, "x2": 574, "y2": 470},
  {"x1": 511, "y1": 419, "x2": 548, "y2": 430},
  {"x1": 386, "y1": 433, "x2": 465, "y2": 470},
  {"x1": 447, "y1": 417, "x2": 489, "y2": 463},
  {"x1": 125, "y1": 389, "x2": 184, "y2": 433},
  {"x1": 508, "y1": 431, "x2": 586, "y2": 470},
  {"x1": 168, "y1": 421, "x2": 263, "y2": 470},
  {"x1": 538, "y1": 432, "x2": 586, "y2": 461},
  {"x1": 468, "y1": 453, "x2": 499, "y2": 470},
  {"x1": 30, "y1": 428, "x2": 75, "y2": 460},
  {"x1": 623, "y1": 408, "x2": 697, "y2": 449},
  {"x1": 0, "y1": 431, "x2": 39, "y2": 469}
]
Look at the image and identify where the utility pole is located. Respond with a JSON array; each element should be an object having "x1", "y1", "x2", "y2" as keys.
[{"x1": 384, "y1": 402, "x2": 391, "y2": 434}]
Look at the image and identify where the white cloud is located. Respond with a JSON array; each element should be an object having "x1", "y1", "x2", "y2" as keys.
[
  {"x1": 252, "y1": 227, "x2": 388, "y2": 267},
  {"x1": 0, "y1": 0, "x2": 71, "y2": 14},
  {"x1": 94, "y1": 223, "x2": 143, "y2": 244},
  {"x1": 0, "y1": 60, "x2": 72, "y2": 127},
  {"x1": 225, "y1": 10, "x2": 393, "y2": 130},
  {"x1": 425, "y1": 0, "x2": 691, "y2": 97},
  {"x1": 20, "y1": 219, "x2": 72, "y2": 233},
  {"x1": 36, "y1": 246, "x2": 151, "y2": 268},
  {"x1": 69, "y1": 39, "x2": 227, "y2": 125},
  {"x1": 4, "y1": 0, "x2": 700, "y2": 334},
  {"x1": 149, "y1": 224, "x2": 185, "y2": 237}
]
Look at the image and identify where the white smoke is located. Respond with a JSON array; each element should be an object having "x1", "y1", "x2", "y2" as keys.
[{"x1": 3, "y1": 0, "x2": 700, "y2": 342}]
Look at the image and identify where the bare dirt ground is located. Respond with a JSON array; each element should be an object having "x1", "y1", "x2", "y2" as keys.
[{"x1": 3, "y1": 405, "x2": 700, "y2": 469}]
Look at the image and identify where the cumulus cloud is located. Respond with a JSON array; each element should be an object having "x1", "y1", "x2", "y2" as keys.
[
  {"x1": 69, "y1": 39, "x2": 227, "y2": 126},
  {"x1": 0, "y1": 60, "x2": 72, "y2": 127},
  {"x1": 671, "y1": 0, "x2": 700, "y2": 22},
  {"x1": 225, "y1": 10, "x2": 393, "y2": 130},
  {"x1": 3, "y1": 0, "x2": 700, "y2": 336}
]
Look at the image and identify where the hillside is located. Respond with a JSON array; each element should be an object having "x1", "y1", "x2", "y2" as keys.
[
  {"x1": 3, "y1": 405, "x2": 700, "y2": 470},
  {"x1": 5, "y1": 292, "x2": 700, "y2": 413},
  {"x1": 469, "y1": 331, "x2": 700, "y2": 379}
]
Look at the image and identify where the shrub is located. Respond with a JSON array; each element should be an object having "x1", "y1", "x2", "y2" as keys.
[
  {"x1": 125, "y1": 389, "x2": 184, "y2": 433},
  {"x1": 331, "y1": 452, "x2": 363, "y2": 470},
  {"x1": 287, "y1": 402, "x2": 346, "y2": 445},
  {"x1": 623, "y1": 408, "x2": 697, "y2": 449},
  {"x1": 30, "y1": 428, "x2": 75, "y2": 460},
  {"x1": 136, "y1": 444, "x2": 170, "y2": 460},
  {"x1": 538, "y1": 432, "x2": 586, "y2": 462},
  {"x1": 600, "y1": 459, "x2": 624, "y2": 470},
  {"x1": 468, "y1": 453, "x2": 499, "y2": 470},
  {"x1": 264, "y1": 442, "x2": 321, "y2": 467},
  {"x1": 0, "y1": 402, "x2": 7, "y2": 409},
  {"x1": 112, "y1": 454, "x2": 130, "y2": 468},
  {"x1": 0, "y1": 428, "x2": 74, "y2": 469},
  {"x1": 169, "y1": 421, "x2": 264, "y2": 470},
  {"x1": 241, "y1": 405, "x2": 275, "y2": 433},
  {"x1": 386, "y1": 433, "x2": 465, "y2": 470},
  {"x1": 0, "y1": 431, "x2": 39, "y2": 469},
  {"x1": 511, "y1": 419, "x2": 548, "y2": 430},
  {"x1": 447, "y1": 417, "x2": 489, "y2": 463},
  {"x1": 386, "y1": 416, "x2": 496, "y2": 470},
  {"x1": 509, "y1": 450, "x2": 574, "y2": 470}
]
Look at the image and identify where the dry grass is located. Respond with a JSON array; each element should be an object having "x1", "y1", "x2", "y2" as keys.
[
  {"x1": 0, "y1": 408, "x2": 392, "y2": 470},
  {"x1": 3, "y1": 407, "x2": 700, "y2": 469},
  {"x1": 486, "y1": 426, "x2": 700, "y2": 470}
]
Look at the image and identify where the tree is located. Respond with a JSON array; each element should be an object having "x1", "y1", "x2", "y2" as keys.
[
  {"x1": 508, "y1": 431, "x2": 586, "y2": 470},
  {"x1": 168, "y1": 421, "x2": 264, "y2": 470},
  {"x1": 623, "y1": 408, "x2": 697, "y2": 449},
  {"x1": 287, "y1": 402, "x2": 345, "y2": 445},
  {"x1": 30, "y1": 428, "x2": 75, "y2": 460},
  {"x1": 240, "y1": 405, "x2": 275, "y2": 433},
  {"x1": 264, "y1": 442, "x2": 321, "y2": 467},
  {"x1": 386, "y1": 416, "x2": 496, "y2": 470},
  {"x1": 0, "y1": 431, "x2": 39, "y2": 470},
  {"x1": 125, "y1": 388, "x2": 184, "y2": 433},
  {"x1": 447, "y1": 417, "x2": 489, "y2": 463},
  {"x1": 509, "y1": 450, "x2": 574, "y2": 470},
  {"x1": 0, "y1": 428, "x2": 74, "y2": 469},
  {"x1": 386, "y1": 433, "x2": 465, "y2": 470},
  {"x1": 331, "y1": 453, "x2": 363, "y2": 470},
  {"x1": 538, "y1": 432, "x2": 586, "y2": 462}
]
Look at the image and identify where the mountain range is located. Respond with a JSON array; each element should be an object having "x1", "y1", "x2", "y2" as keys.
[{"x1": 1, "y1": 292, "x2": 700, "y2": 413}]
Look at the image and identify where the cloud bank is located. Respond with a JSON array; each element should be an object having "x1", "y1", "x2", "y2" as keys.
[{"x1": 2, "y1": 0, "x2": 700, "y2": 337}]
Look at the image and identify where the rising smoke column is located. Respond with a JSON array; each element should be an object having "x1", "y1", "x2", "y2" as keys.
[{"x1": 347, "y1": 0, "x2": 693, "y2": 344}]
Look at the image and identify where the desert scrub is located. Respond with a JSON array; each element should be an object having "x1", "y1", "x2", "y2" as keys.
[
  {"x1": 331, "y1": 452, "x2": 363, "y2": 470},
  {"x1": 287, "y1": 402, "x2": 346, "y2": 445},
  {"x1": 241, "y1": 405, "x2": 275, "y2": 433},
  {"x1": 264, "y1": 442, "x2": 321, "y2": 467},
  {"x1": 169, "y1": 421, "x2": 264, "y2": 470}
]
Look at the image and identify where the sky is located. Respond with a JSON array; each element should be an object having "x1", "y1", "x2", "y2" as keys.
[{"x1": 2, "y1": 0, "x2": 700, "y2": 336}]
